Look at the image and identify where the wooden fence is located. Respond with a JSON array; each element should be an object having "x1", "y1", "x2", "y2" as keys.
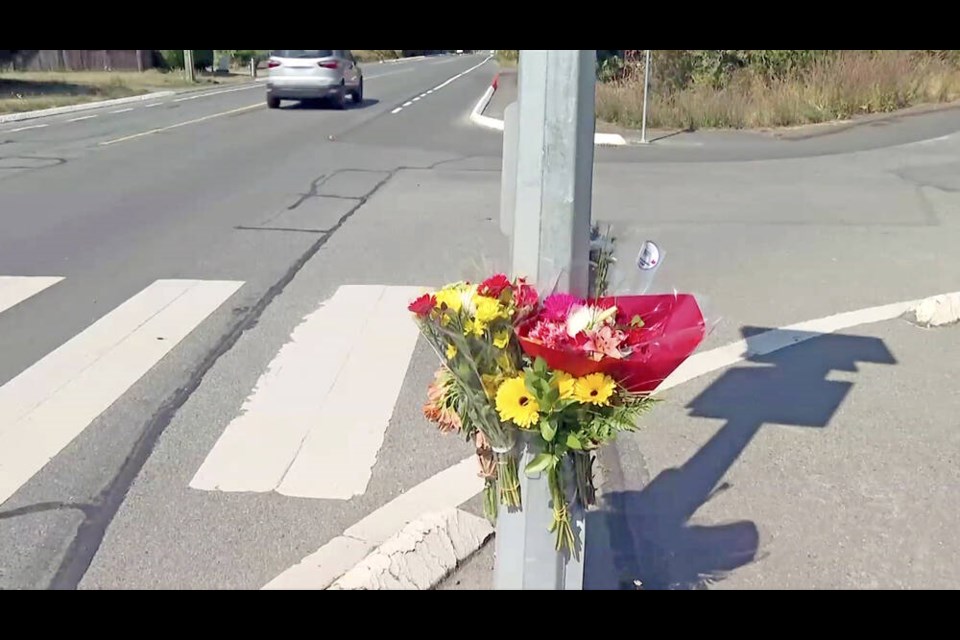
[{"x1": 9, "y1": 50, "x2": 155, "y2": 72}]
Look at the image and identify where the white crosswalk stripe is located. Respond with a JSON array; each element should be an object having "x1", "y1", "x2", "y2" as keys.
[
  {"x1": 0, "y1": 276, "x2": 64, "y2": 315},
  {"x1": 0, "y1": 277, "x2": 244, "y2": 505},
  {"x1": 1, "y1": 277, "x2": 430, "y2": 510},
  {"x1": 190, "y1": 284, "x2": 425, "y2": 500}
]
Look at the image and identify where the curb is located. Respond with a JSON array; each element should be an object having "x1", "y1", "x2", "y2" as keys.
[
  {"x1": 905, "y1": 293, "x2": 960, "y2": 328},
  {"x1": 327, "y1": 509, "x2": 493, "y2": 590},
  {"x1": 468, "y1": 73, "x2": 628, "y2": 147},
  {"x1": 0, "y1": 91, "x2": 177, "y2": 125}
]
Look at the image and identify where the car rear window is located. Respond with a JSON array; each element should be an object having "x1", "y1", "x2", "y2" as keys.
[{"x1": 271, "y1": 50, "x2": 334, "y2": 59}]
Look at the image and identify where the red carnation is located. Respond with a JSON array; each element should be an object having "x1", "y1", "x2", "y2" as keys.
[
  {"x1": 478, "y1": 274, "x2": 511, "y2": 299},
  {"x1": 514, "y1": 279, "x2": 539, "y2": 310},
  {"x1": 408, "y1": 293, "x2": 436, "y2": 317}
]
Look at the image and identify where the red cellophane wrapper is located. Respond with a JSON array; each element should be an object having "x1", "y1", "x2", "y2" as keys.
[{"x1": 517, "y1": 294, "x2": 707, "y2": 393}]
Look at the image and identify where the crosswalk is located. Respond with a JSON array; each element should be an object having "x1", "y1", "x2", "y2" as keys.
[
  {"x1": 190, "y1": 284, "x2": 424, "y2": 500},
  {"x1": 0, "y1": 276, "x2": 244, "y2": 505},
  {"x1": 0, "y1": 276, "x2": 430, "y2": 512}
]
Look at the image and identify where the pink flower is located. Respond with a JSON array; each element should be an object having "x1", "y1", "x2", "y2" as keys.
[
  {"x1": 582, "y1": 325, "x2": 628, "y2": 360},
  {"x1": 543, "y1": 293, "x2": 584, "y2": 322},
  {"x1": 528, "y1": 319, "x2": 572, "y2": 350}
]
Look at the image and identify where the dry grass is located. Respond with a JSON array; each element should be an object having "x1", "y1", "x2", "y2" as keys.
[
  {"x1": 0, "y1": 69, "x2": 253, "y2": 114},
  {"x1": 351, "y1": 50, "x2": 404, "y2": 63},
  {"x1": 496, "y1": 50, "x2": 518, "y2": 68},
  {"x1": 597, "y1": 50, "x2": 960, "y2": 130}
]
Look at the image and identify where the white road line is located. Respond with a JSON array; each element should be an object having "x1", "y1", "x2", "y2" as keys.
[
  {"x1": 656, "y1": 294, "x2": 958, "y2": 393},
  {"x1": 173, "y1": 85, "x2": 258, "y2": 102},
  {"x1": 261, "y1": 288, "x2": 960, "y2": 588},
  {"x1": 144, "y1": 103, "x2": 161, "y2": 108},
  {"x1": 7, "y1": 124, "x2": 48, "y2": 133},
  {"x1": 99, "y1": 103, "x2": 262, "y2": 146},
  {"x1": 429, "y1": 55, "x2": 493, "y2": 93},
  {"x1": 0, "y1": 279, "x2": 243, "y2": 505},
  {"x1": 0, "y1": 276, "x2": 64, "y2": 315},
  {"x1": 391, "y1": 55, "x2": 493, "y2": 115},
  {"x1": 261, "y1": 456, "x2": 483, "y2": 589},
  {"x1": 97, "y1": 67, "x2": 414, "y2": 145},
  {"x1": 67, "y1": 115, "x2": 98, "y2": 122},
  {"x1": 190, "y1": 284, "x2": 424, "y2": 499},
  {"x1": 276, "y1": 285, "x2": 424, "y2": 499},
  {"x1": 110, "y1": 108, "x2": 135, "y2": 114}
]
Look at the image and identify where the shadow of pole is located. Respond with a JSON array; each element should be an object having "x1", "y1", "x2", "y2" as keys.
[{"x1": 586, "y1": 326, "x2": 897, "y2": 589}]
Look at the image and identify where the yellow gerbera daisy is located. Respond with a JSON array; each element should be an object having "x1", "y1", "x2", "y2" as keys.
[
  {"x1": 495, "y1": 375, "x2": 540, "y2": 428},
  {"x1": 573, "y1": 373, "x2": 616, "y2": 406},
  {"x1": 553, "y1": 371, "x2": 576, "y2": 400}
]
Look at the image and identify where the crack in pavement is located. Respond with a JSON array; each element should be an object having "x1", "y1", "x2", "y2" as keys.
[{"x1": 45, "y1": 164, "x2": 401, "y2": 591}]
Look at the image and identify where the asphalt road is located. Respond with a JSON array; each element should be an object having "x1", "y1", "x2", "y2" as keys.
[
  {"x1": 0, "y1": 53, "x2": 502, "y2": 589},
  {"x1": 2, "y1": 51, "x2": 959, "y2": 590}
]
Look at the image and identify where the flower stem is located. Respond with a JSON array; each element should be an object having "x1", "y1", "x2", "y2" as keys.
[
  {"x1": 496, "y1": 452, "x2": 522, "y2": 508},
  {"x1": 482, "y1": 478, "x2": 499, "y2": 524},
  {"x1": 547, "y1": 464, "x2": 576, "y2": 555},
  {"x1": 574, "y1": 451, "x2": 596, "y2": 508}
]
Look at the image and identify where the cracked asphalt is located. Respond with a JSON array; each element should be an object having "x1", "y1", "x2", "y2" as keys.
[
  {"x1": 2, "y1": 50, "x2": 959, "y2": 590},
  {"x1": 0, "y1": 53, "x2": 505, "y2": 590}
]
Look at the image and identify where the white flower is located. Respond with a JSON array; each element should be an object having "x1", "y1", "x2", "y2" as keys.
[
  {"x1": 460, "y1": 284, "x2": 478, "y2": 316},
  {"x1": 566, "y1": 304, "x2": 619, "y2": 337},
  {"x1": 566, "y1": 305, "x2": 592, "y2": 337}
]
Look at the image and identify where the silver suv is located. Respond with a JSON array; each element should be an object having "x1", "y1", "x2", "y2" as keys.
[{"x1": 266, "y1": 50, "x2": 363, "y2": 110}]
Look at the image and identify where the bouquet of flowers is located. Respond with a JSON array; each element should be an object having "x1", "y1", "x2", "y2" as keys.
[
  {"x1": 409, "y1": 234, "x2": 709, "y2": 553},
  {"x1": 409, "y1": 275, "x2": 539, "y2": 521}
]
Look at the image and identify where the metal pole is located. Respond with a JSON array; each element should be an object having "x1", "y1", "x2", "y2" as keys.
[
  {"x1": 496, "y1": 50, "x2": 596, "y2": 591},
  {"x1": 184, "y1": 49, "x2": 195, "y2": 83},
  {"x1": 499, "y1": 101, "x2": 519, "y2": 238},
  {"x1": 640, "y1": 49, "x2": 651, "y2": 144}
]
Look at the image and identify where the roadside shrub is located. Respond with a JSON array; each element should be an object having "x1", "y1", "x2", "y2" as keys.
[
  {"x1": 597, "y1": 49, "x2": 960, "y2": 130},
  {"x1": 156, "y1": 50, "x2": 214, "y2": 70}
]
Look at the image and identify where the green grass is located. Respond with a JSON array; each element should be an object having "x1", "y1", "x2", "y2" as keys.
[
  {"x1": 0, "y1": 69, "x2": 253, "y2": 115},
  {"x1": 596, "y1": 50, "x2": 960, "y2": 130}
]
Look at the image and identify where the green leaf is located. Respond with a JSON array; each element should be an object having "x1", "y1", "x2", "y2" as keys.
[
  {"x1": 540, "y1": 419, "x2": 557, "y2": 442},
  {"x1": 565, "y1": 433, "x2": 583, "y2": 450},
  {"x1": 525, "y1": 453, "x2": 554, "y2": 475},
  {"x1": 630, "y1": 315, "x2": 645, "y2": 328},
  {"x1": 534, "y1": 356, "x2": 548, "y2": 375}
]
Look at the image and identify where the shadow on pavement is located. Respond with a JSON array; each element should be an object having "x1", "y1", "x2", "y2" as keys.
[
  {"x1": 584, "y1": 326, "x2": 897, "y2": 590},
  {"x1": 281, "y1": 98, "x2": 380, "y2": 111}
]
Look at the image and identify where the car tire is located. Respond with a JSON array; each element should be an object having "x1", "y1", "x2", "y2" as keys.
[
  {"x1": 330, "y1": 84, "x2": 346, "y2": 110},
  {"x1": 350, "y1": 79, "x2": 364, "y2": 104},
  {"x1": 266, "y1": 95, "x2": 281, "y2": 109}
]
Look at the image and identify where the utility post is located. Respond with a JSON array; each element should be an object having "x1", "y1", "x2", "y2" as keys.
[
  {"x1": 184, "y1": 49, "x2": 195, "y2": 83},
  {"x1": 495, "y1": 50, "x2": 597, "y2": 590},
  {"x1": 640, "y1": 49, "x2": 651, "y2": 144}
]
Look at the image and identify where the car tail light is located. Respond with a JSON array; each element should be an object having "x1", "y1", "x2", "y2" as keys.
[
  {"x1": 318, "y1": 61, "x2": 339, "y2": 69},
  {"x1": 267, "y1": 60, "x2": 281, "y2": 68}
]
